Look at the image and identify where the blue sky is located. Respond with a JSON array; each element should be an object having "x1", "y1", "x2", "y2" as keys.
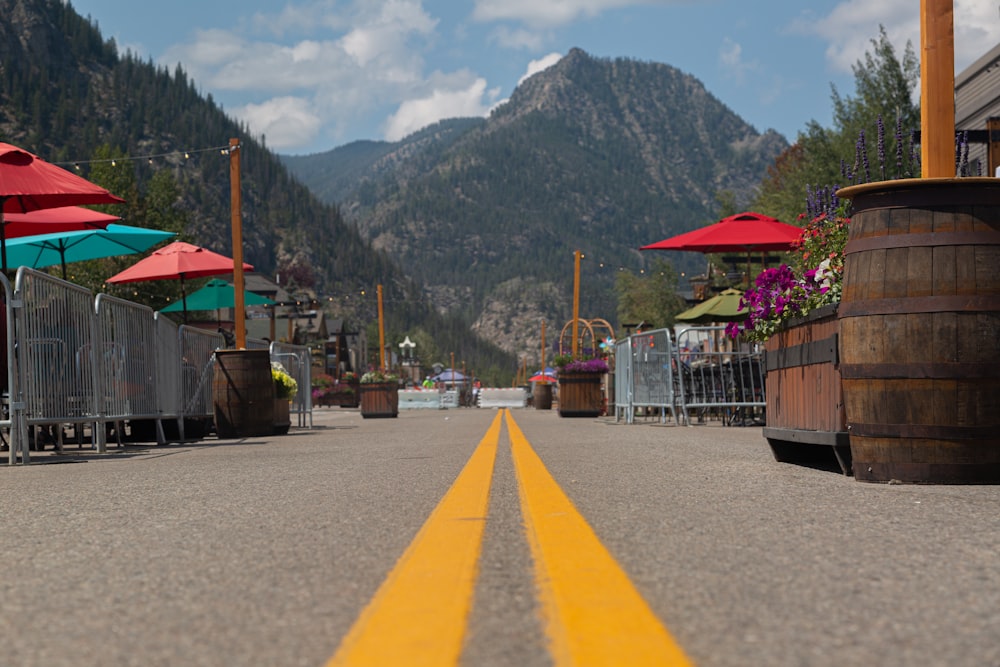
[{"x1": 68, "y1": 0, "x2": 1000, "y2": 155}]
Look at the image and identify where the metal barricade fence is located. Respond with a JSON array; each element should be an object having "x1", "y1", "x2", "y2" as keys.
[
  {"x1": 269, "y1": 341, "x2": 313, "y2": 428},
  {"x1": 614, "y1": 339, "x2": 633, "y2": 423},
  {"x1": 674, "y1": 326, "x2": 765, "y2": 425},
  {"x1": 93, "y1": 295, "x2": 159, "y2": 451},
  {"x1": 154, "y1": 313, "x2": 181, "y2": 419},
  {"x1": 15, "y1": 268, "x2": 98, "y2": 449},
  {"x1": 629, "y1": 328, "x2": 684, "y2": 425},
  {"x1": 178, "y1": 325, "x2": 224, "y2": 429},
  {"x1": 245, "y1": 337, "x2": 270, "y2": 351},
  {"x1": 1, "y1": 272, "x2": 21, "y2": 464}
]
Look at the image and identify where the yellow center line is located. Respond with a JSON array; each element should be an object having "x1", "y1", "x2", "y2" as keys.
[
  {"x1": 326, "y1": 411, "x2": 503, "y2": 667},
  {"x1": 505, "y1": 409, "x2": 694, "y2": 666}
]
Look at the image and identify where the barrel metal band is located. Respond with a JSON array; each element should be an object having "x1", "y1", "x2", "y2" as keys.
[
  {"x1": 849, "y1": 422, "x2": 998, "y2": 440},
  {"x1": 845, "y1": 231, "x2": 1000, "y2": 255},
  {"x1": 838, "y1": 295, "x2": 1000, "y2": 317},
  {"x1": 765, "y1": 335, "x2": 838, "y2": 372},
  {"x1": 841, "y1": 362, "x2": 1000, "y2": 379}
]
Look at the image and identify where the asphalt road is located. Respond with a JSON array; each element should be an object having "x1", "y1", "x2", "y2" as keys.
[{"x1": 2, "y1": 407, "x2": 999, "y2": 666}]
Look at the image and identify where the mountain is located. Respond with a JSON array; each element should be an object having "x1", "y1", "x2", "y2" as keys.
[
  {"x1": 0, "y1": 0, "x2": 516, "y2": 380},
  {"x1": 283, "y1": 49, "x2": 787, "y2": 358}
]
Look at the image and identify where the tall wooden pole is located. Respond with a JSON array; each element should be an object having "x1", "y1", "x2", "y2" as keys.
[
  {"x1": 572, "y1": 250, "x2": 581, "y2": 358},
  {"x1": 921, "y1": 0, "x2": 955, "y2": 177},
  {"x1": 229, "y1": 138, "x2": 247, "y2": 348},
  {"x1": 540, "y1": 319, "x2": 547, "y2": 377},
  {"x1": 377, "y1": 284, "x2": 386, "y2": 370}
]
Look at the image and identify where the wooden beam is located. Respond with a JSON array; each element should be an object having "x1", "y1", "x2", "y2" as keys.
[{"x1": 920, "y1": 0, "x2": 956, "y2": 177}]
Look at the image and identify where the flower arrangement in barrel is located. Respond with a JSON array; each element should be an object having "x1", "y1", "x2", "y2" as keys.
[
  {"x1": 726, "y1": 189, "x2": 848, "y2": 343},
  {"x1": 271, "y1": 361, "x2": 298, "y2": 400}
]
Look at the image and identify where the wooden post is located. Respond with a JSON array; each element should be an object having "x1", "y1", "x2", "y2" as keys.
[
  {"x1": 988, "y1": 117, "x2": 1000, "y2": 176},
  {"x1": 572, "y1": 250, "x2": 581, "y2": 358},
  {"x1": 540, "y1": 320, "x2": 546, "y2": 377},
  {"x1": 920, "y1": 0, "x2": 955, "y2": 178},
  {"x1": 229, "y1": 138, "x2": 247, "y2": 348},
  {"x1": 377, "y1": 284, "x2": 386, "y2": 370}
]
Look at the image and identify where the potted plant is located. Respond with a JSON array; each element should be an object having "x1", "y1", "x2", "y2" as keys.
[
  {"x1": 311, "y1": 373, "x2": 336, "y2": 407},
  {"x1": 271, "y1": 362, "x2": 298, "y2": 434},
  {"x1": 554, "y1": 354, "x2": 609, "y2": 418},
  {"x1": 726, "y1": 199, "x2": 850, "y2": 473},
  {"x1": 359, "y1": 369, "x2": 400, "y2": 418},
  {"x1": 337, "y1": 371, "x2": 361, "y2": 408}
]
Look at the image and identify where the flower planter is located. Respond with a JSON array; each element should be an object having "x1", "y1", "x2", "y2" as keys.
[
  {"x1": 557, "y1": 372, "x2": 604, "y2": 418},
  {"x1": 534, "y1": 382, "x2": 553, "y2": 410},
  {"x1": 762, "y1": 303, "x2": 851, "y2": 475},
  {"x1": 273, "y1": 399, "x2": 291, "y2": 435},
  {"x1": 360, "y1": 382, "x2": 399, "y2": 418},
  {"x1": 213, "y1": 349, "x2": 275, "y2": 438},
  {"x1": 837, "y1": 178, "x2": 1000, "y2": 483}
]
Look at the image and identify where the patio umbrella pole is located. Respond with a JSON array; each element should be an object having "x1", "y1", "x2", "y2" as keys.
[
  {"x1": 180, "y1": 273, "x2": 188, "y2": 325},
  {"x1": 1, "y1": 199, "x2": 8, "y2": 272}
]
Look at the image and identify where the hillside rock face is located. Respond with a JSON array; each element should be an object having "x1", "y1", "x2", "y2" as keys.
[{"x1": 285, "y1": 48, "x2": 787, "y2": 362}]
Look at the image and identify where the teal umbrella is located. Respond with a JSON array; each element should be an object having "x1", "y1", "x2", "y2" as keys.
[
  {"x1": 160, "y1": 278, "x2": 274, "y2": 318},
  {"x1": 4, "y1": 223, "x2": 175, "y2": 280}
]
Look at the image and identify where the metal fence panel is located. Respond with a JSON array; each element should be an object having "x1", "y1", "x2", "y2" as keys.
[
  {"x1": 154, "y1": 313, "x2": 181, "y2": 417},
  {"x1": 179, "y1": 325, "x2": 224, "y2": 420},
  {"x1": 94, "y1": 294, "x2": 158, "y2": 422},
  {"x1": 15, "y1": 269, "x2": 97, "y2": 427},
  {"x1": 675, "y1": 326, "x2": 765, "y2": 425},
  {"x1": 269, "y1": 341, "x2": 312, "y2": 428},
  {"x1": 629, "y1": 328, "x2": 682, "y2": 424}
]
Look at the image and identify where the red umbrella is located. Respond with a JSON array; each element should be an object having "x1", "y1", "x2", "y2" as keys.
[
  {"x1": 3, "y1": 205, "x2": 119, "y2": 239},
  {"x1": 640, "y1": 211, "x2": 803, "y2": 253},
  {"x1": 106, "y1": 241, "x2": 254, "y2": 323},
  {"x1": 0, "y1": 142, "x2": 125, "y2": 270}
]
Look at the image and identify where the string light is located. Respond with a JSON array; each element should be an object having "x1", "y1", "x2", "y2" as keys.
[{"x1": 53, "y1": 143, "x2": 234, "y2": 168}]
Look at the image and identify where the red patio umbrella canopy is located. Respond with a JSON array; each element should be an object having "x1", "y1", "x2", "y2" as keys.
[
  {"x1": 2, "y1": 205, "x2": 119, "y2": 239},
  {"x1": 640, "y1": 211, "x2": 803, "y2": 253},
  {"x1": 105, "y1": 241, "x2": 254, "y2": 323},
  {"x1": 0, "y1": 143, "x2": 125, "y2": 213},
  {"x1": 0, "y1": 142, "x2": 125, "y2": 270},
  {"x1": 106, "y1": 241, "x2": 253, "y2": 284}
]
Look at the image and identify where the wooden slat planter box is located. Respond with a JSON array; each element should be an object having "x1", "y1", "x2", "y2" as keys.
[
  {"x1": 557, "y1": 372, "x2": 604, "y2": 418},
  {"x1": 762, "y1": 303, "x2": 851, "y2": 474},
  {"x1": 359, "y1": 382, "x2": 399, "y2": 418}
]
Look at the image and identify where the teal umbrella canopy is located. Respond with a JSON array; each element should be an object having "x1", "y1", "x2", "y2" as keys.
[
  {"x1": 160, "y1": 278, "x2": 274, "y2": 313},
  {"x1": 4, "y1": 223, "x2": 174, "y2": 279},
  {"x1": 675, "y1": 288, "x2": 748, "y2": 324}
]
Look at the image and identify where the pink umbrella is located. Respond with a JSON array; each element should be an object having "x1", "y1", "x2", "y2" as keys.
[
  {"x1": 0, "y1": 142, "x2": 125, "y2": 270},
  {"x1": 106, "y1": 241, "x2": 254, "y2": 323}
]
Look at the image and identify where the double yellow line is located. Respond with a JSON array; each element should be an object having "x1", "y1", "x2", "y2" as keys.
[{"x1": 326, "y1": 410, "x2": 692, "y2": 666}]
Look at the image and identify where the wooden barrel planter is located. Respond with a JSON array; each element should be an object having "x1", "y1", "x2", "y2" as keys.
[
  {"x1": 213, "y1": 349, "x2": 275, "y2": 438},
  {"x1": 557, "y1": 372, "x2": 604, "y2": 418},
  {"x1": 837, "y1": 178, "x2": 1000, "y2": 483},
  {"x1": 762, "y1": 303, "x2": 851, "y2": 475},
  {"x1": 273, "y1": 399, "x2": 291, "y2": 435},
  {"x1": 534, "y1": 383, "x2": 553, "y2": 410},
  {"x1": 360, "y1": 382, "x2": 399, "y2": 418}
]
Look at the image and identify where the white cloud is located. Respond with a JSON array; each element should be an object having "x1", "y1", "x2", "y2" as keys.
[
  {"x1": 160, "y1": 0, "x2": 444, "y2": 150},
  {"x1": 518, "y1": 52, "x2": 563, "y2": 85},
  {"x1": 794, "y1": 0, "x2": 1000, "y2": 75},
  {"x1": 718, "y1": 37, "x2": 758, "y2": 83},
  {"x1": 472, "y1": 0, "x2": 681, "y2": 29},
  {"x1": 383, "y1": 77, "x2": 502, "y2": 141},
  {"x1": 490, "y1": 25, "x2": 548, "y2": 51},
  {"x1": 235, "y1": 97, "x2": 322, "y2": 151}
]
